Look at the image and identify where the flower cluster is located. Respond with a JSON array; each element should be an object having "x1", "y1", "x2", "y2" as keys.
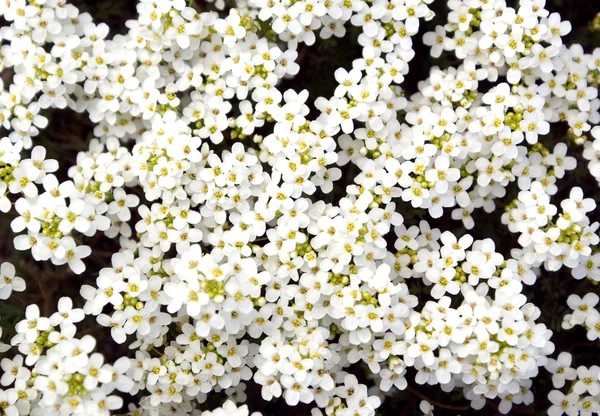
[
  {"x1": 503, "y1": 186, "x2": 598, "y2": 274},
  {"x1": 2, "y1": 300, "x2": 129, "y2": 416},
  {"x1": 563, "y1": 293, "x2": 600, "y2": 342},
  {"x1": 0, "y1": 138, "x2": 58, "y2": 211},
  {"x1": 545, "y1": 352, "x2": 600, "y2": 416},
  {"x1": 0, "y1": 0, "x2": 598, "y2": 414}
]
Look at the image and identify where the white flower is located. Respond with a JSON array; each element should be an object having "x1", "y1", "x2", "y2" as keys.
[
  {"x1": 15, "y1": 304, "x2": 50, "y2": 343},
  {"x1": 520, "y1": 112, "x2": 550, "y2": 143},
  {"x1": 0, "y1": 262, "x2": 25, "y2": 300},
  {"x1": 50, "y1": 297, "x2": 85, "y2": 329}
]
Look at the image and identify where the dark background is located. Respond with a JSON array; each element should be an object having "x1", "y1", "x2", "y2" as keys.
[{"x1": 1, "y1": 0, "x2": 600, "y2": 414}]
